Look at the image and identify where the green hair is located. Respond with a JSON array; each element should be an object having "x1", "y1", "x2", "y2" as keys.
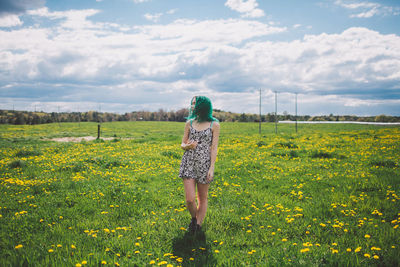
[{"x1": 187, "y1": 96, "x2": 218, "y2": 123}]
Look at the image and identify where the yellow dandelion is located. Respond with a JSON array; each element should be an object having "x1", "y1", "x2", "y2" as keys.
[
  {"x1": 373, "y1": 255, "x2": 379, "y2": 259},
  {"x1": 71, "y1": 245, "x2": 76, "y2": 249},
  {"x1": 300, "y1": 248, "x2": 310, "y2": 253},
  {"x1": 115, "y1": 263, "x2": 120, "y2": 267},
  {"x1": 364, "y1": 253, "x2": 371, "y2": 258},
  {"x1": 282, "y1": 238, "x2": 288, "y2": 242},
  {"x1": 365, "y1": 234, "x2": 371, "y2": 238},
  {"x1": 101, "y1": 261, "x2": 107, "y2": 265},
  {"x1": 189, "y1": 258, "x2": 194, "y2": 261},
  {"x1": 149, "y1": 260, "x2": 155, "y2": 264},
  {"x1": 347, "y1": 248, "x2": 351, "y2": 252},
  {"x1": 355, "y1": 247, "x2": 361, "y2": 253},
  {"x1": 76, "y1": 264, "x2": 82, "y2": 267},
  {"x1": 48, "y1": 249, "x2": 54, "y2": 253},
  {"x1": 158, "y1": 261, "x2": 167, "y2": 266},
  {"x1": 215, "y1": 250, "x2": 220, "y2": 253},
  {"x1": 15, "y1": 244, "x2": 23, "y2": 249}
]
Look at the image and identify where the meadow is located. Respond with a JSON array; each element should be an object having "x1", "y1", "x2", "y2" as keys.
[{"x1": 0, "y1": 121, "x2": 399, "y2": 266}]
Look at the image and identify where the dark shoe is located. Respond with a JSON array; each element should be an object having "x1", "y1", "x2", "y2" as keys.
[
  {"x1": 195, "y1": 224, "x2": 202, "y2": 232},
  {"x1": 187, "y1": 217, "x2": 197, "y2": 232}
]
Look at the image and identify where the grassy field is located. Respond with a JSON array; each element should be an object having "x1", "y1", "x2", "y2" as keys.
[{"x1": 0, "y1": 121, "x2": 399, "y2": 266}]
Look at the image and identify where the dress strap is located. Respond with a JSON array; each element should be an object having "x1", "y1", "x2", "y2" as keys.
[
  {"x1": 190, "y1": 119, "x2": 193, "y2": 127},
  {"x1": 210, "y1": 120, "x2": 213, "y2": 128}
]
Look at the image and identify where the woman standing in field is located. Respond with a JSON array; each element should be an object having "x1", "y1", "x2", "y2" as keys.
[{"x1": 179, "y1": 96, "x2": 220, "y2": 233}]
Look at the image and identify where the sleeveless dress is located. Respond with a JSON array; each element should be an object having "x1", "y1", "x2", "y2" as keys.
[{"x1": 179, "y1": 120, "x2": 214, "y2": 184}]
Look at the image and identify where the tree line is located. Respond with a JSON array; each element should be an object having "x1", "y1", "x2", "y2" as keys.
[{"x1": 0, "y1": 109, "x2": 399, "y2": 125}]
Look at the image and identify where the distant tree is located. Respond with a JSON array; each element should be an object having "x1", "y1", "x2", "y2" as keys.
[{"x1": 375, "y1": 114, "x2": 390, "y2": 122}]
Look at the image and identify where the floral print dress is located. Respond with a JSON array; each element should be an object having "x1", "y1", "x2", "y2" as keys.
[{"x1": 179, "y1": 120, "x2": 214, "y2": 184}]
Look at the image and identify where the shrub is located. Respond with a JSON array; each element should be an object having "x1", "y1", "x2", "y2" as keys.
[
  {"x1": 16, "y1": 149, "x2": 42, "y2": 157},
  {"x1": 9, "y1": 160, "x2": 26, "y2": 168}
]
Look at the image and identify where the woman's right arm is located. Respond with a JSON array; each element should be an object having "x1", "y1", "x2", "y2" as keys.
[{"x1": 181, "y1": 121, "x2": 197, "y2": 150}]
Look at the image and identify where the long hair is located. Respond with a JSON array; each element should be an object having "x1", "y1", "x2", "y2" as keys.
[{"x1": 186, "y1": 96, "x2": 218, "y2": 123}]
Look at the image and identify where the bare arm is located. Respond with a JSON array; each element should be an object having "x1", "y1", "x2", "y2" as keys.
[
  {"x1": 207, "y1": 121, "x2": 220, "y2": 181},
  {"x1": 181, "y1": 121, "x2": 197, "y2": 150}
]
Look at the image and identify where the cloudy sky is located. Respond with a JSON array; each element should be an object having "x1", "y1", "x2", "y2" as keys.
[{"x1": 1, "y1": 0, "x2": 400, "y2": 115}]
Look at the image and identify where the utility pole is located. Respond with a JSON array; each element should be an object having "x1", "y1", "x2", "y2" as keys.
[
  {"x1": 78, "y1": 106, "x2": 81, "y2": 127},
  {"x1": 275, "y1": 91, "x2": 278, "y2": 134},
  {"x1": 58, "y1": 106, "x2": 60, "y2": 126},
  {"x1": 259, "y1": 89, "x2": 261, "y2": 134},
  {"x1": 97, "y1": 104, "x2": 101, "y2": 139},
  {"x1": 295, "y1": 93, "x2": 298, "y2": 133}
]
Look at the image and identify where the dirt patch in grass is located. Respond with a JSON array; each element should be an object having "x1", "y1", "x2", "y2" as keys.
[{"x1": 46, "y1": 136, "x2": 132, "y2": 142}]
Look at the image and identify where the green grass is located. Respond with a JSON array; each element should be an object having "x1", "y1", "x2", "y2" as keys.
[{"x1": 0, "y1": 122, "x2": 399, "y2": 266}]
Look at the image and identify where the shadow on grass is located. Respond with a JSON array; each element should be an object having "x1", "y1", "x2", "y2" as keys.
[{"x1": 172, "y1": 229, "x2": 216, "y2": 266}]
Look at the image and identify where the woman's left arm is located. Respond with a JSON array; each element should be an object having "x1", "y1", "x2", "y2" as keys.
[{"x1": 207, "y1": 122, "x2": 220, "y2": 182}]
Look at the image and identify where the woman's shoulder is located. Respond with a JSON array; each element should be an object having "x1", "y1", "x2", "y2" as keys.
[
  {"x1": 211, "y1": 120, "x2": 220, "y2": 129},
  {"x1": 185, "y1": 119, "x2": 193, "y2": 127}
]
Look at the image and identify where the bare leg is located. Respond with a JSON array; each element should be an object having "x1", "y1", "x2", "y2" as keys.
[
  {"x1": 196, "y1": 182, "x2": 209, "y2": 226},
  {"x1": 183, "y1": 178, "x2": 197, "y2": 218}
]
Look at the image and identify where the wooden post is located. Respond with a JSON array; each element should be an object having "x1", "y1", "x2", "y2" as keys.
[{"x1": 97, "y1": 124, "x2": 101, "y2": 139}]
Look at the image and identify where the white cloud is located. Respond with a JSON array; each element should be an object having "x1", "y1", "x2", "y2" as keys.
[
  {"x1": 144, "y1": 13, "x2": 162, "y2": 22},
  {"x1": 334, "y1": 0, "x2": 400, "y2": 18},
  {"x1": 225, "y1": 0, "x2": 265, "y2": 18},
  {"x1": 166, "y1": 9, "x2": 177, "y2": 15},
  {"x1": 0, "y1": 14, "x2": 23, "y2": 27},
  {"x1": 27, "y1": 7, "x2": 101, "y2": 29},
  {"x1": 350, "y1": 8, "x2": 378, "y2": 18},
  {"x1": 293, "y1": 24, "x2": 302, "y2": 29}
]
